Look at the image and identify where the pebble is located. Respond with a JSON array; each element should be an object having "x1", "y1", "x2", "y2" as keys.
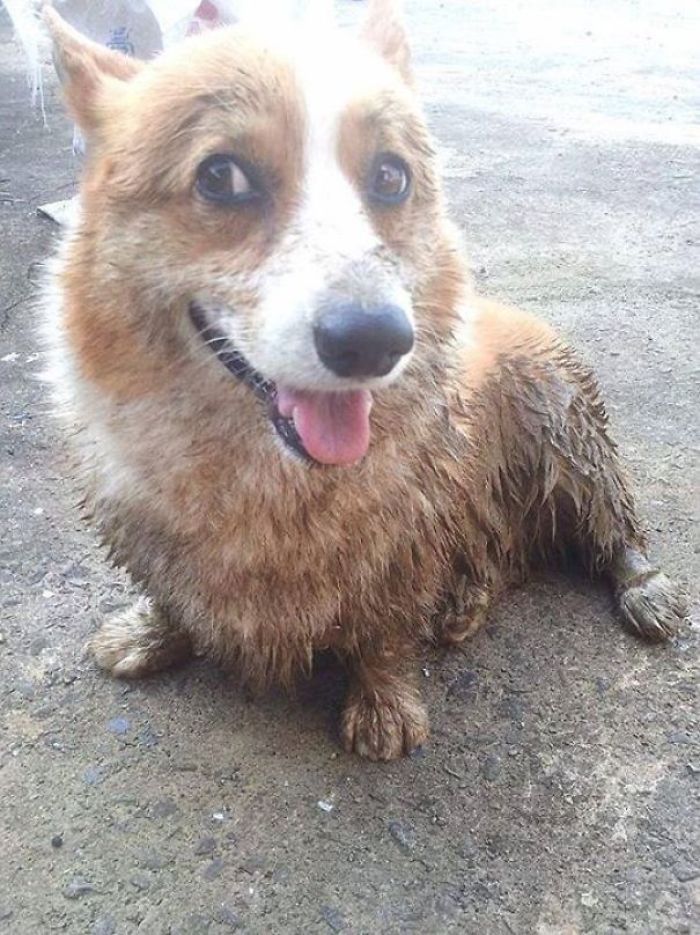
[
  {"x1": 202, "y1": 857, "x2": 225, "y2": 881},
  {"x1": 194, "y1": 836, "x2": 217, "y2": 857},
  {"x1": 51, "y1": 834, "x2": 64, "y2": 849},
  {"x1": 320, "y1": 905, "x2": 345, "y2": 932},
  {"x1": 387, "y1": 820, "x2": 416, "y2": 851},
  {"x1": 317, "y1": 800, "x2": 334, "y2": 813}
]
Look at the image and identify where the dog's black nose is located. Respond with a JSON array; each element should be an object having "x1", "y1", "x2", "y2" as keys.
[{"x1": 314, "y1": 304, "x2": 414, "y2": 379}]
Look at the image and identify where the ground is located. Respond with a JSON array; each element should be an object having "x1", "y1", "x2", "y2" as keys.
[{"x1": 1, "y1": 2, "x2": 698, "y2": 933}]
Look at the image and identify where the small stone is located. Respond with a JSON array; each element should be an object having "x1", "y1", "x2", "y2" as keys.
[
  {"x1": 387, "y1": 820, "x2": 416, "y2": 851},
  {"x1": 63, "y1": 878, "x2": 95, "y2": 899},
  {"x1": 320, "y1": 905, "x2": 345, "y2": 931},
  {"x1": 317, "y1": 800, "x2": 334, "y2": 813},
  {"x1": 194, "y1": 836, "x2": 217, "y2": 857},
  {"x1": 92, "y1": 917, "x2": 116, "y2": 935},
  {"x1": 482, "y1": 754, "x2": 501, "y2": 781},
  {"x1": 202, "y1": 857, "x2": 225, "y2": 881},
  {"x1": 213, "y1": 904, "x2": 240, "y2": 929},
  {"x1": 51, "y1": 834, "x2": 64, "y2": 849},
  {"x1": 107, "y1": 717, "x2": 129, "y2": 735}
]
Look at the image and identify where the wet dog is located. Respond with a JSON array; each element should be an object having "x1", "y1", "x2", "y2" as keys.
[{"x1": 43, "y1": 0, "x2": 686, "y2": 759}]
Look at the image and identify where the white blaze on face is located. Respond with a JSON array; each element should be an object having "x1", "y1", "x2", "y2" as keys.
[
  {"x1": 240, "y1": 33, "x2": 414, "y2": 393},
  {"x1": 194, "y1": 30, "x2": 417, "y2": 467}
]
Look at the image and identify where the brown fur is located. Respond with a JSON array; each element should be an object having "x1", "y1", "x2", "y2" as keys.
[{"x1": 45, "y1": 3, "x2": 686, "y2": 760}]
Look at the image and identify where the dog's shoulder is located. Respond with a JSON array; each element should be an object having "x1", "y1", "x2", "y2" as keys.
[{"x1": 461, "y1": 296, "x2": 559, "y2": 386}]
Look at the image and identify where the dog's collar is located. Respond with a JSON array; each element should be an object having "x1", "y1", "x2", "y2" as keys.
[{"x1": 188, "y1": 302, "x2": 274, "y2": 403}]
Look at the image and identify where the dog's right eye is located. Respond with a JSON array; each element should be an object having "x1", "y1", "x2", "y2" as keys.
[{"x1": 195, "y1": 154, "x2": 259, "y2": 205}]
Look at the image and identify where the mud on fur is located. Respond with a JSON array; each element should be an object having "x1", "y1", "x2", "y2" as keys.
[{"x1": 43, "y1": 0, "x2": 687, "y2": 760}]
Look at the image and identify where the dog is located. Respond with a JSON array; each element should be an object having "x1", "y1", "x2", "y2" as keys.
[{"x1": 43, "y1": 0, "x2": 686, "y2": 760}]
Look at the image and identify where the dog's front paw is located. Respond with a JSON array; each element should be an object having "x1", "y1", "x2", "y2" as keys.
[
  {"x1": 90, "y1": 598, "x2": 191, "y2": 678},
  {"x1": 341, "y1": 683, "x2": 429, "y2": 761},
  {"x1": 618, "y1": 571, "x2": 688, "y2": 642}
]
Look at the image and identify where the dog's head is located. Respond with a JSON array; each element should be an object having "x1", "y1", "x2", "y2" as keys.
[{"x1": 47, "y1": 0, "x2": 467, "y2": 467}]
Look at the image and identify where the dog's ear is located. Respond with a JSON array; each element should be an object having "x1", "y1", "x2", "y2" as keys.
[
  {"x1": 361, "y1": 0, "x2": 412, "y2": 85},
  {"x1": 43, "y1": 5, "x2": 143, "y2": 133}
]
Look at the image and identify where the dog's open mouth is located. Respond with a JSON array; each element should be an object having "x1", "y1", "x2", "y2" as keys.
[{"x1": 189, "y1": 303, "x2": 372, "y2": 466}]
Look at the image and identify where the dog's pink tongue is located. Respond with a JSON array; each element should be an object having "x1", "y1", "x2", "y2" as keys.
[{"x1": 276, "y1": 388, "x2": 372, "y2": 465}]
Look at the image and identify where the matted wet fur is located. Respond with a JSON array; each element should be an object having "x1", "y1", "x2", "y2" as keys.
[{"x1": 43, "y1": 1, "x2": 686, "y2": 760}]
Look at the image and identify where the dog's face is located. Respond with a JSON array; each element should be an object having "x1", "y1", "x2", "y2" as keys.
[{"x1": 49, "y1": 1, "x2": 461, "y2": 467}]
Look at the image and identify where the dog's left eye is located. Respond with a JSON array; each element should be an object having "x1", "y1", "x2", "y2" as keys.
[
  {"x1": 368, "y1": 154, "x2": 411, "y2": 205},
  {"x1": 196, "y1": 154, "x2": 259, "y2": 205}
]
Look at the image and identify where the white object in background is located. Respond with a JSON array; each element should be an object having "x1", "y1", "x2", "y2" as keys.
[{"x1": 37, "y1": 197, "x2": 79, "y2": 227}]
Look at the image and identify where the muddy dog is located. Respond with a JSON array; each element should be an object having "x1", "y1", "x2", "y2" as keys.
[{"x1": 43, "y1": 1, "x2": 686, "y2": 759}]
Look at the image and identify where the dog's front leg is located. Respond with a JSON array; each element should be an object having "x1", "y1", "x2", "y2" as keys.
[
  {"x1": 339, "y1": 647, "x2": 429, "y2": 761},
  {"x1": 90, "y1": 597, "x2": 192, "y2": 678}
]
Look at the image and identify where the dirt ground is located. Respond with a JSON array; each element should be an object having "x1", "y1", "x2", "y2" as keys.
[{"x1": 1, "y1": 2, "x2": 698, "y2": 933}]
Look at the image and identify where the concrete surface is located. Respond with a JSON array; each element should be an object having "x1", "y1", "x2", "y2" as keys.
[{"x1": 1, "y1": 2, "x2": 698, "y2": 932}]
